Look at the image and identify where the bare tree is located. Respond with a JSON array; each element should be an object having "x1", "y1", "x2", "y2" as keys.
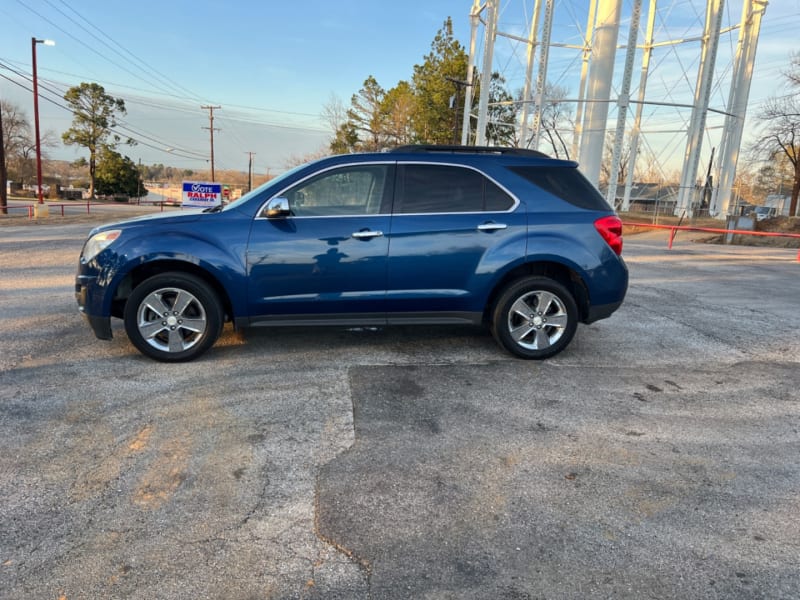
[
  {"x1": 633, "y1": 145, "x2": 665, "y2": 183},
  {"x1": 1, "y1": 101, "x2": 32, "y2": 189},
  {"x1": 750, "y1": 71, "x2": 800, "y2": 216},
  {"x1": 321, "y1": 94, "x2": 347, "y2": 137},
  {"x1": 283, "y1": 147, "x2": 330, "y2": 169},
  {"x1": 520, "y1": 84, "x2": 574, "y2": 158},
  {"x1": 600, "y1": 132, "x2": 631, "y2": 189},
  {"x1": 787, "y1": 52, "x2": 800, "y2": 87},
  {"x1": 322, "y1": 94, "x2": 358, "y2": 155}
]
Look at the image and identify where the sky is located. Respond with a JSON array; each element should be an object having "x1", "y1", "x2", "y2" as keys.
[{"x1": 1, "y1": 0, "x2": 799, "y2": 178}]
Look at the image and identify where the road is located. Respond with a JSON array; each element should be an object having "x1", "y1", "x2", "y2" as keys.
[{"x1": 1, "y1": 223, "x2": 798, "y2": 599}]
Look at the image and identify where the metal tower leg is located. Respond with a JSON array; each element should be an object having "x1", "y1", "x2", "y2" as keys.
[
  {"x1": 461, "y1": 0, "x2": 483, "y2": 145},
  {"x1": 675, "y1": 0, "x2": 724, "y2": 216},
  {"x1": 605, "y1": 0, "x2": 643, "y2": 208},
  {"x1": 475, "y1": 0, "x2": 498, "y2": 146},
  {"x1": 572, "y1": 1, "x2": 598, "y2": 159},
  {"x1": 622, "y1": 0, "x2": 658, "y2": 212},
  {"x1": 711, "y1": 0, "x2": 767, "y2": 218},
  {"x1": 530, "y1": 0, "x2": 555, "y2": 151},
  {"x1": 578, "y1": 0, "x2": 623, "y2": 188},
  {"x1": 519, "y1": 0, "x2": 543, "y2": 148}
]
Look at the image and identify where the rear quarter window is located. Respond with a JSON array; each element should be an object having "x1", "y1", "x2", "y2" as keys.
[{"x1": 508, "y1": 165, "x2": 612, "y2": 211}]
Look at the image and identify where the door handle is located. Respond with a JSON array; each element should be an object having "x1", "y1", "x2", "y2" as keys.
[
  {"x1": 477, "y1": 222, "x2": 508, "y2": 231},
  {"x1": 351, "y1": 230, "x2": 384, "y2": 239}
]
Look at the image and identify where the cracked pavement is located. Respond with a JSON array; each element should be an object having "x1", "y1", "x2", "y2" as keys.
[{"x1": 1, "y1": 223, "x2": 798, "y2": 599}]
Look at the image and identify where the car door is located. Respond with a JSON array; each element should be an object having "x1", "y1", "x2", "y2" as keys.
[
  {"x1": 246, "y1": 163, "x2": 393, "y2": 322},
  {"x1": 385, "y1": 163, "x2": 527, "y2": 321}
]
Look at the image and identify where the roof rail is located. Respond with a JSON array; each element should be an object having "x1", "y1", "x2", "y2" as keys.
[{"x1": 390, "y1": 144, "x2": 551, "y2": 159}]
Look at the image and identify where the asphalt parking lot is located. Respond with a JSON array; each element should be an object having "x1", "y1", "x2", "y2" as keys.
[{"x1": 1, "y1": 222, "x2": 798, "y2": 599}]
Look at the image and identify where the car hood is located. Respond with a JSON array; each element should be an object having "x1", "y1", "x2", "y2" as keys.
[{"x1": 88, "y1": 209, "x2": 206, "y2": 237}]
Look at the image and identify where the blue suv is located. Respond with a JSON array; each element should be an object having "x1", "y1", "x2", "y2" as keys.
[{"x1": 75, "y1": 146, "x2": 627, "y2": 362}]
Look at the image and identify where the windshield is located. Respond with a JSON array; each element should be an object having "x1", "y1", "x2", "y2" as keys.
[{"x1": 222, "y1": 162, "x2": 310, "y2": 211}]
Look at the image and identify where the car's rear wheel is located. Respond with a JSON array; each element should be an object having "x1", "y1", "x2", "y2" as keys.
[
  {"x1": 123, "y1": 272, "x2": 223, "y2": 362},
  {"x1": 491, "y1": 276, "x2": 578, "y2": 359}
]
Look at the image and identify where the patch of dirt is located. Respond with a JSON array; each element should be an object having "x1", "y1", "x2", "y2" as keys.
[{"x1": 757, "y1": 216, "x2": 800, "y2": 234}]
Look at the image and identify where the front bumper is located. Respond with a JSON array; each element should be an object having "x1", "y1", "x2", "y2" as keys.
[{"x1": 75, "y1": 276, "x2": 113, "y2": 340}]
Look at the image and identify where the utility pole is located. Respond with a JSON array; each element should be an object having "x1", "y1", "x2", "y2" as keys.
[
  {"x1": 245, "y1": 152, "x2": 255, "y2": 192},
  {"x1": 32, "y1": 38, "x2": 55, "y2": 214},
  {"x1": 446, "y1": 77, "x2": 469, "y2": 145},
  {"x1": 0, "y1": 105, "x2": 7, "y2": 215},
  {"x1": 201, "y1": 105, "x2": 221, "y2": 182}
]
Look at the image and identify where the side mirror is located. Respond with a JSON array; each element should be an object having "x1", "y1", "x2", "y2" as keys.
[{"x1": 264, "y1": 197, "x2": 291, "y2": 219}]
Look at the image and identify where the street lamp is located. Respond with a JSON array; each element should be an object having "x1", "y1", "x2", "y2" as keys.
[{"x1": 32, "y1": 37, "x2": 54, "y2": 215}]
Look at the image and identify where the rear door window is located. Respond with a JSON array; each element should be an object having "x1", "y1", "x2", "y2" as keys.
[{"x1": 394, "y1": 164, "x2": 514, "y2": 214}]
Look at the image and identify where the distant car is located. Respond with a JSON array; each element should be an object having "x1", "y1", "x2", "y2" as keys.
[
  {"x1": 75, "y1": 145, "x2": 628, "y2": 362},
  {"x1": 754, "y1": 206, "x2": 776, "y2": 221}
]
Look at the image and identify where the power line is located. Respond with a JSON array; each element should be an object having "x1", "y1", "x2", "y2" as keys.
[
  {"x1": 0, "y1": 51, "x2": 329, "y2": 134},
  {"x1": 0, "y1": 65, "x2": 206, "y2": 162},
  {"x1": 48, "y1": 0, "x2": 207, "y2": 103},
  {"x1": 14, "y1": 0, "x2": 194, "y2": 101},
  {"x1": 1, "y1": 56, "x2": 329, "y2": 135}
]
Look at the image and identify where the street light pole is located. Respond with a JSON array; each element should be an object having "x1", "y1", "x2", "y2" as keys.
[{"x1": 31, "y1": 37, "x2": 54, "y2": 214}]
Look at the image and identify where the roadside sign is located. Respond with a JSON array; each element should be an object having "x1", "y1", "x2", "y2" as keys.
[{"x1": 181, "y1": 181, "x2": 223, "y2": 208}]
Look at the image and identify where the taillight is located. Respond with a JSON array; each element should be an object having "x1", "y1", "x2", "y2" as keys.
[{"x1": 594, "y1": 215, "x2": 623, "y2": 255}]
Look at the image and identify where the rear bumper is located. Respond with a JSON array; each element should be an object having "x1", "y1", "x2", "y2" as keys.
[
  {"x1": 583, "y1": 255, "x2": 628, "y2": 324},
  {"x1": 585, "y1": 299, "x2": 624, "y2": 324}
]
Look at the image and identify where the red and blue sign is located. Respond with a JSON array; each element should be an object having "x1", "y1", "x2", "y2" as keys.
[{"x1": 182, "y1": 181, "x2": 223, "y2": 208}]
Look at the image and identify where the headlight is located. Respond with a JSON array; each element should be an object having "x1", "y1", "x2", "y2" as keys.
[{"x1": 81, "y1": 229, "x2": 121, "y2": 263}]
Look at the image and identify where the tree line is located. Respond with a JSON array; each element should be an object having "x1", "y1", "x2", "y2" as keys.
[
  {"x1": 2, "y1": 19, "x2": 798, "y2": 216},
  {"x1": 324, "y1": 18, "x2": 518, "y2": 153},
  {"x1": 326, "y1": 18, "x2": 799, "y2": 215},
  {"x1": 0, "y1": 81, "x2": 143, "y2": 211}
]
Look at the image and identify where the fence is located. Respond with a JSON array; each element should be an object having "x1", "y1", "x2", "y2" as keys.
[
  {"x1": 3, "y1": 201, "x2": 173, "y2": 218},
  {"x1": 622, "y1": 222, "x2": 800, "y2": 262}
]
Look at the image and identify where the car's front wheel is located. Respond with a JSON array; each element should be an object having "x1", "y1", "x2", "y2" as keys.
[
  {"x1": 491, "y1": 276, "x2": 578, "y2": 359},
  {"x1": 123, "y1": 272, "x2": 223, "y2": 362}
]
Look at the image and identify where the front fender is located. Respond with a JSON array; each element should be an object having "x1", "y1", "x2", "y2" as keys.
[{"x1": 84, "y1": 230, "x2": 248, "y2": 319}]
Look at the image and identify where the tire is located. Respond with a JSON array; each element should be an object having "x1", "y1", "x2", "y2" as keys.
[
  {"x1": 491, "y1": 276, "x2": 578, "y2": 360},
  {"x1": 124, "y1": 272, "x2": 223, "y2": 362}
]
